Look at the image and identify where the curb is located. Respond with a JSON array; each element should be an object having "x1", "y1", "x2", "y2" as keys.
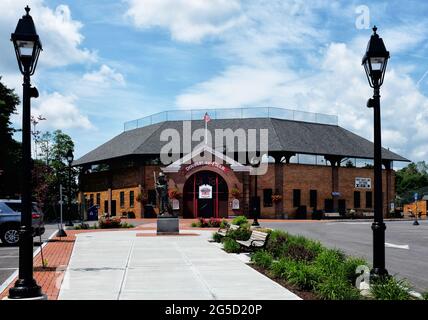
[{"x1": 0, "y1": 229, "x2": 58, "y2": 296}]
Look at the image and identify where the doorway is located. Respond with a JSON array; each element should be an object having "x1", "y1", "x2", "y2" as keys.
[{"x1": 183, "y1": 170, "x2": 228, "y2": 218}]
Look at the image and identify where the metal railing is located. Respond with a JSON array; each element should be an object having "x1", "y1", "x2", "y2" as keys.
[{"x1": 123, "y1": 107, "x2": 338, "y2": 131}]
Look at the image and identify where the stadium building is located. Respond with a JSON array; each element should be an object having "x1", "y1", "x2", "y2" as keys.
[{"x1": 73, "y1": 107, "x2": 408, "y2": 219}]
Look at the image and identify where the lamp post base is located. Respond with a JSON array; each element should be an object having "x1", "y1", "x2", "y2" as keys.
[
  {"x1": 370, "y1": 268, "x2": 389, "y2": 283},
  {"x1": 251, "y1": 220, "x2": 260, "y2": 227},
  {"x1": 8, "y1": 279, "x2": 43, "y2": 299},
  {"x1": 413, "y1": 220, "x2": 419, "y2": 226},
  {"x1": 56, "y1": 228, "x2": 67, "y2": 237}
]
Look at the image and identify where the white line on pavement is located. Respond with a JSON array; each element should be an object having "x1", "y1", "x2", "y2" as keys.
[{"x1": 385, "y1": 242, "x2": 409, "y2": 250}]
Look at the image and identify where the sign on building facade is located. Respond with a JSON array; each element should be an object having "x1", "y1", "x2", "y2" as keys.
[
  {"x1": 199, "y1": 184, "x2": 213, "y2": 199},
  {"x1": 355, "y1": 177, "x2": 371, "y2": 189}
]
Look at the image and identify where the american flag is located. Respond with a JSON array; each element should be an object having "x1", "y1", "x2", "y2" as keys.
[{"x1": 203, "y1": 112, "x2": 211, "y2": 123}]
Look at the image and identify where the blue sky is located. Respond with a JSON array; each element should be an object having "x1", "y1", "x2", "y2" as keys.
[{"x1": 1, "y1": 0, "x2": 428, "y2": 164}]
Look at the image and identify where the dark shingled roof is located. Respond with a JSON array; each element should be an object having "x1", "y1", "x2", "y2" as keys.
[{"x1": 73, "y1": 118, "x2": 409, "y2": 165}]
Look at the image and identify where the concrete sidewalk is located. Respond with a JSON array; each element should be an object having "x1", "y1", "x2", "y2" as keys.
[{"x1": 58, "y1": 230, "x2": 300, "y2": 300}]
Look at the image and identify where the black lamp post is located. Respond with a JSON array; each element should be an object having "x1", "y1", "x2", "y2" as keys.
[
  {"x1": 9, "y1": 6, "x2": 44, "y2": 299},
  {"x1": 65, "y1": 149, "x2": 74, "y2": 227},
  {"x1": 250, "y1": 157, "x2": 260, "y2": 227},
  {"x1": 362, "y1": 26, "x2": 390, "y2": 279}
]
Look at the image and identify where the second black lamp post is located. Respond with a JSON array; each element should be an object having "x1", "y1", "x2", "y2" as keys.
[
  {"x1": 65, "y1": 149, "x2": 74, "y2": 227},
  {"x1": 362, "y1": 26, "x2": 390, "y2": 280}
]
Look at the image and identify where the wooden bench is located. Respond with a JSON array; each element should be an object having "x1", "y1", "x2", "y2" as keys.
[
  {"x1": 218, "y1": 224, "x2": 239, "y2": 237},
  {"x1": 236, "y1": 230, "x2": 269, "y2": 251}
]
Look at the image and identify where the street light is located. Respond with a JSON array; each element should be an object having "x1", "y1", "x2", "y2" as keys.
[
  {"x1": 250, "y1": 157, "x2": 261, "y2": 227},
  {"x1": 9, "y1": 6, "x2": 44, "y2": 299},
  {"x1": 362, "y1": 26, "x2": 390, "y2": 280},
  {"x1": 65, "y1": 149, "x2": 74, "y2": 227}
]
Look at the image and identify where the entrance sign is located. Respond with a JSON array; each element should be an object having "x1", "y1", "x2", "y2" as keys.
[
  {"x1": 184, "y1": 161, "x2": 228, "y2": 174},
  {"x1": 172, "y1": 199, "x2": 179, "y2": 210},
  {"x1": 232, "y1": 198, "x2": 240, "y2": 210},
  {"x1": 355, "y1": 177, "x2": 371, "y2": 189},
  {"x1": 199, "y1": 184, "x2": 212, "y2": 199}
]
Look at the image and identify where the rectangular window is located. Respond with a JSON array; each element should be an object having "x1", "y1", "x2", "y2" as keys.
[
  {"x1": 96, "y1": 193, "x2": 100, "y2": 206},
  {"x1": 120, "y1": 191, "x2": 125, "y2": 208},
  {"x1": 148, "y1": 189, "x2": 157, "y2": 206},
  {"x1": 89, "y1": 194, "x2": 94, "y2": 207},
  {"x1": 293, "y1": 189, "x2": 301, "y2": 207},
  {"x1": 366, "y1": 191, "x2": 373, "y2": 208},
  {"x1": 263, "y1": 189, "x2": 273, "y2": 207},
  {"x1": 354, "y1": 191, "x2": 361, "y2": 208},
  {"x1": 130, "y1": 191, "x2": 134, "y2": 208},
  {"x1": 310, "y1": 190, "x2": 317, "y2": 208}
]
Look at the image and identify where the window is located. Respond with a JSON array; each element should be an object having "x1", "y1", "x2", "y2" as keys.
[
  {"x1": 310, "y1": 190, "x2": 317, "y2": 208},
  {"x1": 354, "y1": 191, "x2": 361, "y2": 208},
  {"x1": 96, "y1": 193, "x2": 100, "y2": 206},
  {"x1": 263, "y1": 189, "x2": 273, "y2": 207},
  {"x1": 293, "y1": 189, "x2": 301, "y2": 207},
  {"x1": 366, "y1": 191, "x2": 373, "y2": 208},
  {"x1": 89, "y1": 194, "x2": 94, "y2": 207},
  {"x1": 130, "y1": 191, "x2": 134, "y2": 208},
  {"x1": 120, "y1": 191, "x2": 125, "y2": 208},
  {"x1": 148, "y1": 189, "x2": 157, "y2": 206}
]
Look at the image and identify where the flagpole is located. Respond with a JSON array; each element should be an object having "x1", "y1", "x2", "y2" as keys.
[{"x1": 205, "y1": 119, "x2": 208, "y2": 145}]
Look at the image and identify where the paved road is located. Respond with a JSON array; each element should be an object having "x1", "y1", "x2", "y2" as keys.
[
  {"x1": 261, "y1": 220, "x2": 428, "y2": 292},
  {"x1": 0, "y1": 223, "x2": 58, "y2": 287}
]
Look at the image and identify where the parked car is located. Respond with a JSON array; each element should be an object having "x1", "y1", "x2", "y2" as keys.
[{"x1": 0, "y1": 200, "x2": 45, "y2": 246}]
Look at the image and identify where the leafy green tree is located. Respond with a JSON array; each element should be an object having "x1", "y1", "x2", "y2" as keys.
[
  {"x1": 396, "y1": 161, "x2": 428, "y2": 200},
  {"x1": 0, "y1": 77, "x2": 22, "y2": 198}
]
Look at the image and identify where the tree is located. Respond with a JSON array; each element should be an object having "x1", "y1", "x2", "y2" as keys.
[
  {"x1": 0, "y1": 77, "x2": 22, "y2": 198},
  {"x1": 396, "y1": 161, "x2": 428, "y2": 201}
]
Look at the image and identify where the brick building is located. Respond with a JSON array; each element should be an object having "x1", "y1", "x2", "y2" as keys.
[{"x1": 74, "y1": 108, "x2": 408, "y2": 219}]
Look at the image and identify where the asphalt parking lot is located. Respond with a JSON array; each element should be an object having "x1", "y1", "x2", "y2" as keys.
[
  {"x1": 261, "y1": 219, "x2": 428, "y2": 293},
  {"x1": 0, "y1": 223, "x2": 58, "y2": 288}
]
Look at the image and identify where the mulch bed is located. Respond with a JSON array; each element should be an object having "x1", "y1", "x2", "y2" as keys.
[{"x1": 249, "y1": 264, "x2": 320, "y2": 300}]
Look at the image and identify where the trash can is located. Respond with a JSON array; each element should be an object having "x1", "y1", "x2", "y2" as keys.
[
  {"x1": 144, "y1": 204, "x2": 156, "y2": 218},
  {"x1": 87, "y1": 205, "x2": 99, "y2": 221}
]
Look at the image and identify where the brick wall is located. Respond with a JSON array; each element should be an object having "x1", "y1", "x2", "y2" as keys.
[{"x1": 80, "y1": 162, "x2": 396, "y2": 219}]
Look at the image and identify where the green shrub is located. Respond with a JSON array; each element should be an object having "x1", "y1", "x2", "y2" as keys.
[
  {"x1": 231, "y1": 215, "x2": 248, "y2": 226},
  {"x1": 212, "y1": 232, "x2": 222, "y2": 243},
  {"x1": 121, "y1": 222, "x2": 134, "y2": 228},
  {"x1": 315, "y1": 275, "x2": 361, "y2": 300},
  {"x1": 285, "y1": 243, "x2": 317, "y2": 262},
  {"x1": 370, "y1": 277, "x2": 412, "y2": 300},
  {"x1": 269, "y1": 258, "x2": 319, "y2": 290},
  {"x1": 219, "y1": 219, "x2": 229, "y2": 229},
  {"x1": 223, "y1": 238, "x2": 241, "y2": 253},
  {"x1": 227, "y1": 223, "x2": 252, "y2": 241},
  {"x1": 266, "y1": 230, "x2": 289, "y2": 258},
  {"x1": 422, "y1": 292, "x2": 428, "y2": 300},
  {"x1": 269, "y1": 258, "x2": 293, "y2": 278},
  {"x1": 342, "y1": 257, "x2": 368, "y2": 285},
  {"x1": 313, "y1": 248, "x2": 346, "y2": 277},
  {"x1": 251, "y1": 250, "x2": 273, "y2": 269},
  {"x1": 191, "y1": 222, "x2": 198, "y2": 227}
]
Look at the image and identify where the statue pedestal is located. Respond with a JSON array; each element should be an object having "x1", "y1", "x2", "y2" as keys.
[{"x1": 157, "y1": 216, "x2": 179, "y2": 235}]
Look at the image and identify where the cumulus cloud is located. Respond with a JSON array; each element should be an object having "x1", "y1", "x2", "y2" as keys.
[
  {"x1": 0, "y1": 0, "x2": 96, "y2": 71},
  {"x1": 173, "y1": 0, "x2": 428, "y2": 163},
  {"x1": 82, "y1": 65, "x2": 125, "y2": 87},
  {"x1": 32, "y1": 92, "x2": 92, "y2": 130},
  {"x1": 125, "y1": 0, "x2": 243, "y2": 42}
]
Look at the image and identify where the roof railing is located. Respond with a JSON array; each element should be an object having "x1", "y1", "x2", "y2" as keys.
[{"x1": 123, "y1": 107, "x2": 338, "y2": 131}]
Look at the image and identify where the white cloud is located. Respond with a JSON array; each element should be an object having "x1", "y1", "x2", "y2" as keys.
[
  {"x1": 0, "y1": 0, "x2": 96, "y2": 72},
  {"x1": 125, "y1": 0, "x2": 243, "y2": 42},
  {"x1": 82, "y1": 65, "x2": 125, "y2": 87},
  {"x1": 32, "y1": 92, "x2": 92, "y2": 130}
]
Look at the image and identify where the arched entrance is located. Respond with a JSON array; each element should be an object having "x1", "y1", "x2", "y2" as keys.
[{"x1": 183, "y1": 170, "x2": 228, "y2": 218}]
